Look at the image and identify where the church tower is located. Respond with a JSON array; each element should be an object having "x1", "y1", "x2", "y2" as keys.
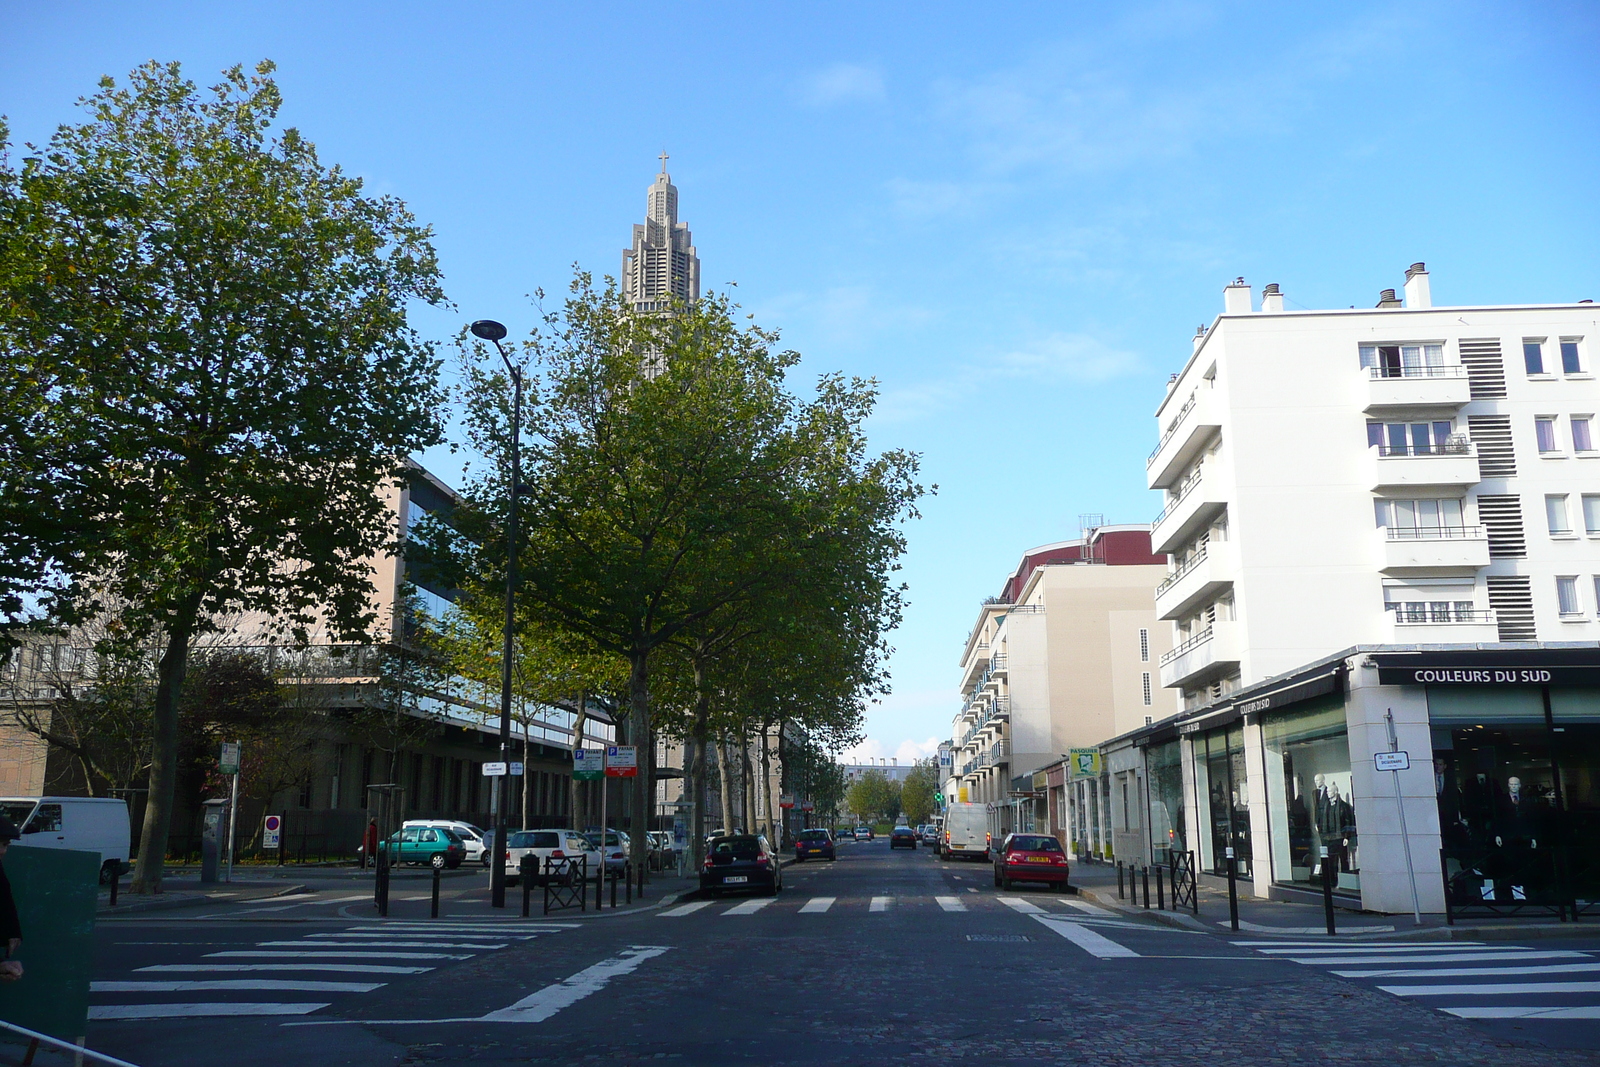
[{"x1": 622, "y1": 153, "x2": 701, "y2": 312}]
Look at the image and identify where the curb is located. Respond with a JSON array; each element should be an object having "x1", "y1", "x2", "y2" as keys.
[{"x1": 99, "y1": 881, "x2": 308, "y2": 917}]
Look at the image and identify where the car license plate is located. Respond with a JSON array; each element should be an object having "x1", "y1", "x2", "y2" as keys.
[
  {"x1": 724, "y1": 875, "x2": 748, "y2": 884},
  {"x1": 1026, "y1": 857, "x2": 1050, "y2": 863},
  {"x1": 951, "y1": 844, "x2": 964, "y2": 849}
]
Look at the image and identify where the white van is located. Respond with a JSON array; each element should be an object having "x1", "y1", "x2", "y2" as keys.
[
  {"x1": 940, "y1": 802, "x2": 989, "y2": 861},
  {"x1": 402, "y1": 820, "x2": 487, "y2": 864},
  {"x1": 0, "y1": 797, "x2": 131, "y2": 881}
]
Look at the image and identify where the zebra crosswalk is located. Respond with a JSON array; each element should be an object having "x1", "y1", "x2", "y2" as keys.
[
  {"x1": 92, "y1": 920, "x2": 576, "y2": 1021},
  {"x1": 1234, "y1": 939, "x2": 1600, "y2": 1021},
  {"x1": 660, "y1": 893, "x2": 1140, "y2": 929}
]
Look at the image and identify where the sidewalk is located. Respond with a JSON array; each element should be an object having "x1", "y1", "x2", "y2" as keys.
[
  {"x1": 1068, "y1": 861, "x2": 1600, "y2": 941},
  {"x1": 98, "y1": 877, "x2": 309, "y2": 915}
]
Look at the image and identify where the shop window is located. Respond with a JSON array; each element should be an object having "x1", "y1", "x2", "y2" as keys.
[
  {"x1": 1144, "y1": 740, "x2": 1185, "y2": 865},
  {"x1": 1262, "y1": 698, "x2": 1357, "y2": 894},
  {"x1": 1194, "y1": 725, "x2": 1250, "y2": 876}
]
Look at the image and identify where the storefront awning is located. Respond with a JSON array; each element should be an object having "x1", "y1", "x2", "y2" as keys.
[
  {"x1": 1370, "y1": 649, "x2": 1600, "y2": 687},
  {"x1": 1177, "y1": 667, "x2": 1344, "y2": 736}
]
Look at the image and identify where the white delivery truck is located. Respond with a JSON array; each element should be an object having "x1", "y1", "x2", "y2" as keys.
[
  {"x1": 940, "y1": 801, "x2": 990, "y2": 861},
  {"x1": 0, "y1": 796, "x2": 131, "y2": 882}
]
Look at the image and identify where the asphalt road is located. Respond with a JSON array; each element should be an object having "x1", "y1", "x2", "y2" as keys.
[{"x1": 67, "y1": 839, "x2": 1600, "y2": 1066}]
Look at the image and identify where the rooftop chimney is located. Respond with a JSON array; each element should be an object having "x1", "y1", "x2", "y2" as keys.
[
  {"x1": 1223, "y1": 277, "x2": 1252, "y2": 314},
  {"x1": 1192, "y1": 324, "x2": 1207, "y2": 354},
  {"x1": 1261, "y1": 282, "x2": 1284, "y2": 313},
  {"x1": 1403, "y1": 262, "x2": 1431, "y2": 308},
  {"x1": 1376, "y1": 288, "x2": 1402, "y2": 309}
]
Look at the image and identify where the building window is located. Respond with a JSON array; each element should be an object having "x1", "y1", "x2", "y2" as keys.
[
  {"x1": 1139, "y1": 629, "x2": 1150, "y2": 662},
  {"x1": 1367, "y1": 420, "x2": 1457, "y2": 455},
  {"x1": 1557, "y1": 576, "x2": 1582, "y2": 616},
  {"x1": 1585, "y1": 495, "x2": 1600, "y2": 536},
  {"x1": 1375, "y1": 497, "x2": 1467, "y2": 534},
  {"x1": 1594, "y1": 576, "x2": 1600, "y2": 617},
  {"x1": 1574, "y1": 417, "x2": 1594, "y2": 453},
  {"x1": 1359, "y1": 343, "x2": 1444, "y2": 377},
  {"x1": 1524, "y1": 339, "x2": 1547, "y2": 375},
  {"x1": 1142, "y1": 672, "x2": 1152, "y2": 706},
  {"x1": 1536, "y1": 418, "x2": 1559, "y2": 454},
  {"x1": 1547, "y1": 495, "x2": 1572, "y2": 535},
  {"x1": 1561, "y1": 338, "x2": 1584, "y2": 375}
]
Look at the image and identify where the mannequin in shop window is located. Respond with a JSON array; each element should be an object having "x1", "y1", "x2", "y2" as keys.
[
  {"x1": 1495, "y1": 776, "x2": 1541, "y2": 850},
  {"x1": 1460, "y1": 766, "x2": 1502, "y2": 849}
]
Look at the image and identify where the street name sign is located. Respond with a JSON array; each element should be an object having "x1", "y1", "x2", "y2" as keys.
[
  {"x1": 509, "y1": 762, "x2": 524, "y2": 777},
  {"x1": 482, "y1": 761, "x2": 508, "y2": 777},
  {"x1": 605, "y1": 745, "x2": 638, "y2": 777},
  {"x1": 1374, "y1": 751, "x2": 1410, "y2": 771}
]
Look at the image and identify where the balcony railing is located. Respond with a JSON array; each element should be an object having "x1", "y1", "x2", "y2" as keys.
[
  {"x1": 990, "y1": 653, "x2": 1007, "y2": 670},
  {"x1": 1160, "y1": 625, "x2": 1213, "y2": 667},
  {"x1": 1375, "y1": 436, "x2": 1472, "y2": 457},
  {"x1": 1368, "y1": 364, "x2": 1469, "y2": 380},
  {"x1": 1007, "y1": 604, "x2": 1045, "y2": 615},
  {"x1": 1383, "y1": 525, "x2": 1485, "y2": 541},
  {"x1": 1147, "y1": 389, "x2": 1199, "y2": 467},
  {"x1": 1153, "y1": 474, "x2": 1201, "y2": 528},
  {"x1": 1156, "y1": 544, "x2": 1208, "y2": 597},
  {"x1": 1388, "y1": 605, "x2": 1495, "y2": 624}
]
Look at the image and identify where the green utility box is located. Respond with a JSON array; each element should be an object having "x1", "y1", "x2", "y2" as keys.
[{"x1": 0, "y1": 846, "x2": 98, "y2": 1047}]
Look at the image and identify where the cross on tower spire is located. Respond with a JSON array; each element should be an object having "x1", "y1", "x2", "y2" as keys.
[{"x1": 658, "y1": 149, "x2": 669, "y2": 174}]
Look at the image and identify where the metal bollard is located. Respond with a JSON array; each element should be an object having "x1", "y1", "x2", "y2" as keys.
[
  {"x1": 1225, "y1": 847, "x2": 1238, "y2": 932},
  {"x1": 1156, "y1": 865, "x2": 1164, "y2": 910},
  {"x1": 626, "y1": 862, "x2": 632, "y2": 904},
  {"x1": 1321, "y1": 846, "x2": 1337, "y2": 936},
  {"x1": 611, "y1": 869, "x2": 618, "y2": 908},
  {"x1": 376, "y1": 856, "x2": 390, "y2": 918},
  {"x1": 108, "y1": 867, "x2": 119, "y2": 907},
  {"x1": 431, "y1": 865, "x2": 441, "y2": 919},
  {"x1": 1141, "y1": 866, "x2": 1150, "y2": 909},
  {"x1": 1117, "y1": 861, "x2": 1124, "y2": 900},
  {"x1": 596, "y1": 866, "x2": 604, "y2": 910}
]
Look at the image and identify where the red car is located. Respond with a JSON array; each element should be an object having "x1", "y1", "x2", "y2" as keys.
[{"x1": 993, "y1": 833, "x2": 1070, "y2": 889}]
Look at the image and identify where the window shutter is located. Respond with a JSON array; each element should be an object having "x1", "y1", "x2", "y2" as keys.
[
  {"x1": 1468, "y1": 415, "x2": 1516, "y2": 478},
  {"x1": 1477, "y1": 495, "x2": 1526, "y2": 559},
  {"x1": 1486, "y1": 575, "x2": 1535, "y2": 641},
  {"x1": 1458, "y1": 339, "x2": 1507, "y2": 399}
]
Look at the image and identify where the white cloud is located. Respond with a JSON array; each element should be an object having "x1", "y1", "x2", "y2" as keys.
[
  {"x1": 842, "y1": 736, "x2": 943, "y2": 765},
  {"x1": 797, "y1": 63, "x2": 886, "y2": 107}
]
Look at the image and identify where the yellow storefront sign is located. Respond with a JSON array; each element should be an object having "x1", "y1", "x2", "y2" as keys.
[{"x1": 1069, "y1": 748, "x2": 1103, "y2": 780}]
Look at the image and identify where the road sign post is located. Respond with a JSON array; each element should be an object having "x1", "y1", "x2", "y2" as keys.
[
  {"x1": 263, "y1": 814, "x2": 282, "y2": 865},
  {"x1": 220, "y1": 741, "x2": 241, "y2": 883},
  {"x1": 1384, "y1": 709, "x2": 1423, "y2": 925}
]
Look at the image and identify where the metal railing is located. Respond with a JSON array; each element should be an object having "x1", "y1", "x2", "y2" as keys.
[
  {"x1": 1368, "y1": 364, "x2": 1468, "y2": 379},
  {"x1": 1147, "y1": 389, "x2": 1199, "y2": 467},
  {"x1": 1152, "y1": 474, "x2": 1201, "y2": 529},
  {"x1": 1389, "y1": 606, "x2": 1495, "y2": 624},
  {"x1": 1159, "y1": 625, "x2": 1213, "y2": 667},
  {"x1": 1156, "y1": 543, "x2": 1209, "y2": 597},
  {"x1": 1374, "y1": 436, "x2": 1473, "y2": 457},
  {"x1": 1384, "y1": 525, "x2": 1485, "y2": 540},
  {"x1": 990, "y1": 653, "x2": 1007, "y2": 670},
  {"x1": 1007, "y1": 604, "x2": 1045, "y2": 615}
]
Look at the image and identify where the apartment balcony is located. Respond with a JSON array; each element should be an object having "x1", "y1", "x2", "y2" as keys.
[
  {"x1": 960, "y1": 642, "x2": 991, "y2": 689},
  {"x1": 1155, "y1": 541, "x2": 1239, "y2": 621},
  {"x1": 1377, "y1": 526, "x2": 1490, "y2": 574},
  {"x1": 1147, "y1": 385, "x2": 1222, "y2": 490},
  {"x1": 1365, "y1": 441, "x2": 1480, "y2": 491},
  {"x1": 1150, "y1": 474, "x2": 1228, "y2": 555},
  {"x1": 1386, "y1": 606, "x2": 1499, "y2": 644},
  {"x1": 1159, "y1": 620, "x2": 1241, "y2": 689},
  {"x1": 1364, "y1": 365, "x2": 1471, "y2": 413}
]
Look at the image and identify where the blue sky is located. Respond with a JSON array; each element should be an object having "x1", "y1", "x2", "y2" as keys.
[{"x1": 5, "y1": 2, "x2": 1598, "y2": 761}]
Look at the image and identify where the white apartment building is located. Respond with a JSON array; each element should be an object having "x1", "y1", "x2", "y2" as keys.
[
  {"x1": 1105, "y1": 264, "x2": 1600, "y2": 916},
  {"x1": 948, "y1": 526, "x2": 1171, "y2": 844}
]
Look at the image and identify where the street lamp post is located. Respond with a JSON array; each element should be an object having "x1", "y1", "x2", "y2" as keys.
[{"x1": 471, "y1": 318, "x2": 518, "y2": 910}]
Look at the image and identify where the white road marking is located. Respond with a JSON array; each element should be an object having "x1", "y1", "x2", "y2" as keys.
[
  {"x1": 350, "y1": 922, "x2": 577, "y2": 931},
  {"x1": 965, "y1": 888, "x2": 978, "y2": 894},
  {"x1": 1381, "y1": 981, "x2": 1600, "y2": 997},
  {"x1": 1285, "y1": 950, "x2": 1588, "y2": 966},
  {"x1": 233, "y1": 893, "x2": 374, "y2": 914},
  {"x1": 137, "y1": 963, "x2": 431, "y2": 975},
  {"x1": 1444, "y1": 1006, "x2": 1600, "y2": 1020},
  {"x1": 724, "y1": 898, "x2": 774, "y2": 916},
  {"x1": 1254, "y1": 944, "x2": 1522, "y2": 955},
  {"x1": 798, "y1": 897, "x2": 835, "y2": 914},
  {"x1": 254, "y1": 940, "x2": 503, "y2": 950},
  {"x1": 935, "y1": 896, "x2": 967, "y2": 912},
  {"x1": 90, "y1": 1002, "x2": 329, "y2": 1020},
  {"x1": 480, "y1": 946, "x2": 670, "y2": 1023},
  {"x1": 205, "y1": 950, "x2": 469, "y2": 960},
  {"x1": 1223, "y1": 920, "x2": 1396, "y2": 935},
  {"x1": 660, "y1": 901, "x2": 713, "y2": 917},
  {"x1": 93, "y1": 979, "x2": 382, "y2": 993},
  {"x1": 869, "y1": 896, "x2": 891, "y2": 912},
  {"x1": 1335, "y1": 962, "x2": 1600, "y2": 979},
  {"x1": 311, "y1": 932, "x2": 535, "y2": 942},
  {"x1": 1231, "y1": 940, "x2": 1485, "y2": 947},
  {"x1": 1058, "y1": 899, "x2": 1115, "y2": 916},
  {"x1": 997, "y1": 897, "x2": 1045, "y2": 915},
  {"x1": 1032, "y1": 915, "x2": 1139, "y2": 958}
]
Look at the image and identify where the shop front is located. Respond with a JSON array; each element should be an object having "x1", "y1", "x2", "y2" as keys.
[
  {"x1": 1185, "y1": 718, "x2": 1252, "y2": 878},
  {"x1": 1144, "y1": 735, "x2": 1185, "y2": 866}
]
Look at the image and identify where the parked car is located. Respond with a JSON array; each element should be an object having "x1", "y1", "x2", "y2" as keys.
[
  {"x1": 700, "y1": 833, "x2": 783, "y2": 896},
  {"x1": 646, "y1": 830, "x2": 675, "y2": 869},
  {"x1": 993, "y1": 832, "x2": 1070, "y2": 889},
  {"x1": 0, "y1": 796, "x2": 130, "y2": 884},
  {"x1": 853, "y1": 826, "x2": 873, "y2": 841},
  {"x1": 403, "y1": 819, "x2": 487, "y2": 864},
  {"x1": 793, "y1": 828, "x2": 836, "y2": 861},
  {"x1": 920, "y1": 824, "x2": 940, "y2": 846},
  {"x1": 584, "y1": 828, "x2": 630, "y2": 875},
  {"x1": 504, "y1": 829, "x2": 601, "y2": 884},
  {"x1": 379, "y1": 826, "x2": 465, "y2": 869},
  {"x1": 940, "y1": 801, "x2": 989, "y2": 861},
  {"x1": 889, "y1": 826, "x2": 918, "y2": 850}
]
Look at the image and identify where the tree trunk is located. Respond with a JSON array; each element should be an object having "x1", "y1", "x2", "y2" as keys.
[
  {"x1": 716, "y1": 735, "x2": 734, "y2": 834},
  {"x1": 626, "y1": 648, "x2": 651, "y2": 884},
  {"x1": 131, "y1": 593, "x2": 203, "y2": 894},
  {"x1": 688, "y1": 661, "x2": 710, "y2": 872},
  {"x1": 571, "y1": 692, "x2": 586, "y2": 831},
  {"x1": 739, "y1": 723, "x2": 755, "y2": 835},
  {"x1": 521, "y1": 715, "x2": 530, "y2": 829},
  {"x1": 759, "y1": 720, "x2": 775, "y2": 843}
]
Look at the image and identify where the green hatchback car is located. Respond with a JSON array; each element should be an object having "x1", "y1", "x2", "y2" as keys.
[{"x1": 380, "y1": 826, "x2": 465, "y2": 869}]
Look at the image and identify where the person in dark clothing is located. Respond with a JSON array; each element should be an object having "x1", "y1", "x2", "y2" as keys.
[{"x1": 0, "y1": 815, "x2": 22, "y2": 981}]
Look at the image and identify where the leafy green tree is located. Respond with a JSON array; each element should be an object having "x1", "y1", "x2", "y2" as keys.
[
  {"x1": 846, "y1": 767, "x2": 901, "y2": 824},
  {"x1": 0, "y1": 62, "x2": 446, "y2": 891},
  {"x1": 900, "y1": 758, "x2": 938, "y2": 825}
]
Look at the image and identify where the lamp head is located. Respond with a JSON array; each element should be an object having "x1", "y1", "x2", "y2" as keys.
[{"x1": 470, "y1": 319, "x2": 508, "y2": 342}]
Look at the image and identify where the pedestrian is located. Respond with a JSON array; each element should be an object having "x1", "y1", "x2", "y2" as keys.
[
  {"x1": 362, "y1": 819, "x2": 378, "y2": 870},
  {"x1": 0, "y1": 815, "x2": 22, "y2": 981}
]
